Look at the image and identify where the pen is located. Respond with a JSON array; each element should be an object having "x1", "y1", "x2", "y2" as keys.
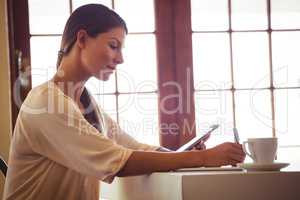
[{"x1": 233, "y1": 127, "x2": 240, "y2": 144}]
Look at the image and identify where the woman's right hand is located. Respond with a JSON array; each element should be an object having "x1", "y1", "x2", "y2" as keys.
[
  {"x1": 117, "y1": 142, "x2": 246, "y2": 177},
  {"x1": 200, "y1": 142, "x2": 246, "y2": 167}
]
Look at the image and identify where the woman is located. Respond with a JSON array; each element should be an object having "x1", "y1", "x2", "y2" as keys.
[{"x1": 3, "y1": 4, "x2": 245, "y2": 200}]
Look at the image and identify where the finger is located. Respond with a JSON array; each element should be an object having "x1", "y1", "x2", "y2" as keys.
[
  {"x1": 191, "y1": 146, "x2": 203, "y2": 151},
  {"x1": 229, "y1": 142, "x2": 242, "y2": 149},
  {"x1": 232, "y1": 143, "x2": 244, "y2": 151},
  {"x1": 229, "y1": 150, "x2": 246, "y2": 160},
  {"x1": 196, "y1": 144, "x2": 206, "y2": 150},
  {"x1": 228, "y1": 158, "x2": 241, "y2": 166},
  {"x1": 224, "y1": 158, "x2": 239, "y2": 166},
  {"x1": 231, "y1": 150, "x2": 246, "y2": 158},
  {"x1": 195, "y1": 141, "x2": 205, "y2": 149},
  {"x1": 230, "y1": 153, "x2": 245, "y2": 163},
  {"x1": 229, "y1": 145, "x2": 246, "y2": 157}
]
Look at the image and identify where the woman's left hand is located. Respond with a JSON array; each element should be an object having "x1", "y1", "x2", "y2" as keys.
[
  {"x1": 192, "y1": 140, "x2": 206, "y2": 150},
  {"x1": 191, "y1": 132, "x2": 211, "y2": 150}
]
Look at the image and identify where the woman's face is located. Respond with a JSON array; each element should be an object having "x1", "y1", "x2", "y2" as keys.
[{"x1": 80, "y1": 27, "x2": 126, "y2": 81}]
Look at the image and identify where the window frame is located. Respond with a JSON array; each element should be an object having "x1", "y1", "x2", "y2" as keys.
[
  {"x1": 7, "y1": 0, "x2": 32, "y2": 129},
  {"x1": 155, "y1": 0, "x2": 196, "y2": 149}
]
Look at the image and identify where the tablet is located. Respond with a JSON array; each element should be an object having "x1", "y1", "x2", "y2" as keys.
[{"x1": 176, "y1": 124, "x2": 219, "y2": 152}]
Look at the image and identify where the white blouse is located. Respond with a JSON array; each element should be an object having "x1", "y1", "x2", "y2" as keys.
[{"x1": 3, "y1": 81, "x2": 158, "y2": 200}]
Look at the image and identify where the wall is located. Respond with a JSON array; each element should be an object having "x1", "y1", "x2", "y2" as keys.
[{"x1": 0, "y1": 0, "x2": 12, "y2": 197}]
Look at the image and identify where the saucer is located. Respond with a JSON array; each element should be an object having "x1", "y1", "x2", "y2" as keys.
[{"x1": 237, "y1": 162, "x2": 290, "y2": 171}]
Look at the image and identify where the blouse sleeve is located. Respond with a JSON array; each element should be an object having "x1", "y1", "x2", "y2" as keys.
[
  {"x1": 101, "y1": 112, "x2": 159, "y2": 151},
  {"x1": 20, "y1": 90, "x2": 132, "y2": 183}
]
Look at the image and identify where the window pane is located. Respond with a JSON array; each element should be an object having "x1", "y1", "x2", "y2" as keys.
[
  {"x1": 28, "y1": 0, "x2": 69, "y2": 34},
  {"x1": 117, "y1": 34, "x2": 157, "y2": 93},
  {"x1": 274, "y1": 89, "x2": 300, "y2": 146},
  {"x1": 191, "y1": 0, "x2": 228, "y2": 31},
  {"x1": 231, "y1": 0, "x2": 268, "y2": 30},
  {"x1": 118, "y1": 93, "x2": 159, "y2": 145},
  {"x1": 232, "y1": 32, "x2": 270, "y2": 88},
  {"x1": 72, "y1": 0, "x2": 112, "y2": 10},
  {"x1": 235, "y1": 90, "x2": 272, "y2": 140},
  {"x1": 86, "y1": 76, "x2": 116, "y2": 94},
  {"x1": 93, "y1": 94, "x2": 117, "y2": 121},
  {"x1": 30, "y1": 36, "x2": 61, "y2": 87},
  {"x1": 271, "y1": 0, "x2": 300, "y2": 29},
  {"x1": 114, "y1": 0, "x2": 154, "y2": 32},
  {"x1": 193, "y1": 33, "x2": 231, "y2": 90},
  {"x1": 272, "y1": 31, "x2": 300, "y2": 87},
  {"x1": 194, "y1": 91, "x2": 234, "y2": 148}
]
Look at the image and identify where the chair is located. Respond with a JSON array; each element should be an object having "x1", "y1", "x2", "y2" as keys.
[{"x1": 0, "y1": 157, "x2": 7, "y2": 177}]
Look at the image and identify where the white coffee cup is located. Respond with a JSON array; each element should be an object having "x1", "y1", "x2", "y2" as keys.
[{"x1": 242, "y1": 137, "x2": 278, "y2": 164}]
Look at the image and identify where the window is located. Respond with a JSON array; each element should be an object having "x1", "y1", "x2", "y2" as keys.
[
  {"x1": 21, "y1": 0, "x2": 300, "y2": 160},
  {"x1": 191, "y1": 0, "x2": 300, "y2": 163}
]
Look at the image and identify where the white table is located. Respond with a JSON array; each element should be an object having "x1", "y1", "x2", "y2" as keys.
[{"x1": 101, "y1": 168, "x2": 300, "y2": 200}]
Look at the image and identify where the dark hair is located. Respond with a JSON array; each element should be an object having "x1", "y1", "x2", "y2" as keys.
[{"x1": 56, "y1": 4, "x2": 127, "y2": 68}]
